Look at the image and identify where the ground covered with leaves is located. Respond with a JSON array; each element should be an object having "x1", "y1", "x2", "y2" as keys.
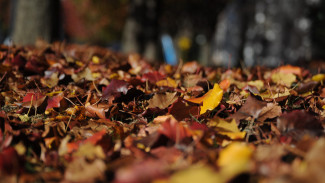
[{"x1": 1, "y1": 43, "x2": 325, "y2": 182}]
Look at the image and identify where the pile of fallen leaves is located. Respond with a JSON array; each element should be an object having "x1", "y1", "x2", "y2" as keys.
[{"x1": 1, "y1": 43, "x2": 325, "y2": 183}]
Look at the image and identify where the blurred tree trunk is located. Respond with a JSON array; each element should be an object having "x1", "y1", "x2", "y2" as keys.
[
  {"x1": 122, "y1": 0, "x2": 160, "y2": 61},
  {"x1": 12, "y1": 0, "x2": 61, "y2": 45},
  {"x1": 212, "y1": 0, "x2": 313, "y2": 67}
]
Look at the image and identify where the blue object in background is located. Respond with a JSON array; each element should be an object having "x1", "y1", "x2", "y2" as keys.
[{"x1": 161, "y1": 34, "x2": 177, "y2": 65}]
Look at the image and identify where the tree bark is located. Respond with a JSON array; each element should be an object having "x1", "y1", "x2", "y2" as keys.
[{"x1": 12, "y1": 0, "x2": 61, "y2": 45}]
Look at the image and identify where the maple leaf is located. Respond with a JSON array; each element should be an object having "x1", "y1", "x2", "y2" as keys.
[
  {"x1": 141, "y1": 71, "x2": 165, "y2": 83},
  {"x1": 168, "y1": 98, "x2": 199, "y2": 121},
  {"x1": 66, "y1": 129, "x2": 107, "y2": 153},
  {"x1": 46, "y1": 93, "x2": 64, "y2": 110},
  {"x1": 148, "y1": 92, "x2": 178, "y2": 109},
  {"x1": 158, "y1": 116, "x2": 192, "y2": 143},
  {"x1": 85, "y1": 103, "x2": 107, "y2": 119},
  {"x1": 181, "y1": 61, "x2": 200, "y2": 74},
  {"x1": 156, "y1": 77, "x2": 178, "y2": 88},
  {"x1": 207, "y1": 118, "x2": 246, "y2": 140},
  {"x1": 22, "y1": 92, "x2": 47, "y2": 108},
  {"x1": 271, "y1": 72, "x2": 296, "y2": 87},
  {"x1": 102, "y1": 79, "x2": 129, "y2": 99},
  {"x1": 71, "y1": 67, "x2": 95, "y2": 82},
  {"x1": 257, "y1": 103, "x2": 282, "y2": 122},
  {"x1": 192, "y1": 83, "x2": 223, "y2": 114}
]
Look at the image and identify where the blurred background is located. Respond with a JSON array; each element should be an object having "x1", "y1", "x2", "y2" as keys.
[{"x1": 0, "y1": 0, "x2": 325, "y2": 67}]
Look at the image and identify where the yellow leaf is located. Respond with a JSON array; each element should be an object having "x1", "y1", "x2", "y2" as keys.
[
  {"x1": 312, "y1": 74, "x2": 325, "y2": 82},
  {"x1": 217, "y1": 143, "x2": 253, "y2": 180},
  {"x1": 92, "y1": 56, "x2": 100, "y2": 64},
  {"x1": 247, "y1": 80, "x2": 264, "y2": 90},
  {"x1": 46, "y1": 91, "x2": 63, "y2": 97},
  {"x1": 208, "y1": 118, "x2": 246, "y2": 140},
  {"x1": 92, "y1": 72, "x2": 101, "y2": 79},
  {"x1": 169, "y1": 164, "x2": 222, "y2": 183},
  {"x1": 208, "y1": 118, "x2": 239, "y2": 132},
  {"x1": 74, "y1": 143, "x2": 105, "y2": 160},
  {"x1": 200, "y1": 83, "x2": 223, "y2": 114},
  {"x1": 271, "y1": 72, "x2": 296, "y2": 87},
  {"x1": 260, "y1": 87, "x2": 291, "y2": 99},
  {"x1": 156, "y1": 77, "x2": 178, "y2": 88}
]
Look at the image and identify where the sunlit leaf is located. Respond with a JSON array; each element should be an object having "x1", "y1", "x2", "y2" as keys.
[
  {"x1": 312, "y1": 74, "x2": 325, "y2": 82},
  {"x1": 271, "y1": 72, "x2": 296, "y2": 87},
  {"x1": 208, "y1": 118, "x2": 246, "y2": 140},
  {"x1": 156, "y1": 77, "x2": 178, "y2": 88},
  {"x1": 187, "y1": 83, "x2": 223, "y2": 114}
]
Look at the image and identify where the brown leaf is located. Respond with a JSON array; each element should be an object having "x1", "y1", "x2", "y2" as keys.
[
  {"x1": 64, "y1": 158, "x2": 106, "y2": 182},
  {"x1": 230, "y1": 95, "x2": 267, "y2": 123},
  {"x1": 168, "y1": 98, "x2": 199, "y2": 121},
  {"x1": 85, "y1": 103, "x2": 107, "y2": 119},
  {"x1": 277, "y1": 110, "x2": 324, "y2": 136},
  {"x1": 148, "y1": 92, "x2": 178, "y2": 109},
  {"x1": 257, "y1": 103, "x2": 282, "y2": 122}
]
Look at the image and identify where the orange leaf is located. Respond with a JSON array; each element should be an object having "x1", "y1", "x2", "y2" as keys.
[
  {"x1": 219, "y1": 79, "x2": 230, "y2": 91},
  {"x1": 277, "y1": 65, "x2": 302, "y2": 76},
  {"x1": 67, "y1": 129, "x2": 106, "y2": 153}
]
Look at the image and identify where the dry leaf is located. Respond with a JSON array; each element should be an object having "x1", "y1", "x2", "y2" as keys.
[
  {"x1": 148, "y1": 92, "x2": 178, "y2": 109},
  {"x1": 257, "y1": 103, "x2": 282, "y2": 122}
]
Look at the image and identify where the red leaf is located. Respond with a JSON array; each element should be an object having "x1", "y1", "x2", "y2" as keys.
[
  {"x1": 22, "y1": 92, "x2": 46, "y2": 108},
  {"x1": 67, "y1": 129, "x2": 107, "y2": 153},
  {"x1": 102, "y1": 79, "x2": 129, "y2": 99},
  {"x1": 141, "y1": 71, "x2": 165, "y2": 84},
  {"x1": 46, "y1": 93, "x2": 64, "y2": 110},
  {"x1": 0, "y1": 147, "x2": 21, "y2": 174},
  {"x1": 168, "y1": 98, "x2": 199, "y2": 121},
  {"x1": 158, "y1": 117, "x2": 192, "y2": 142},
  {"x1": 190, "y1": 121, "x2": 209, "y2": 131}
]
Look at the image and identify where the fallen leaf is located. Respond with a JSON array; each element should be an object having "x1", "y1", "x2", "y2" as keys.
[
  {"x1": 156, "y1": 77, "x2": 178, "y2": 88},
  {"x1": 271, "y1": 72, "x2": 296, "y2": 87},
  {"x1": 85, "y1": 103, "x2": 107, "y2": 119},
  {"x1": 46, "y1": 93, "x2": 64, "y2": 110},
  {"x1": 181, "y1": 61, "x2": 200, "y2": 74},
  {"x1": 71, "y1": 67, "x2": 95, "y2": 82},
  {"x1": 64, "y1": 157, "x2": 106, "y2": 182},
  {"x1": 257, "y1": 103, "x2": 282, "y2": 122},
  {"x1": 277, "y1": 65, "x2": 302, "y2": 76},
  {"x1": 169, "y1": 164, "x2": 220, "y2": 183},
  {"x1": 187, "y1": 83, "x2": 223, "y2": 114},
  {"x1": 142, "y1": 71, "x2": 165, "y2": 84},
  {"x1": 158, "y1": 116, "x2": 192, "y2": 142},
  {"x1": 217, "y1": 143, "x2": 253, "y2": 180},
  {"x1": 102, "y1": 79, "x2": 129, "y2": 99},
  {"x1": 230, "y1": 95, "x2": 267, "y2": 123},
  {"x1": 219, "y1": 79, "x2": 230, "y2": 91},
  {"x1": 207, "y1": 118, "x2": 246, "y2": 140},
  {"x1": 168, "y1": 98, "x2": 199, "y2": 121},
  {"x1": 312, "y1": 74, "x2": 325, "y2": 82},
  {"x1": 22, "y1": 92, "x2": 46, "y2": 108},
  {"x1": 277, "y1": 110, "x2": 324, "y2": 136},
  {"x1": 148, "y1": 92, "x2": 178, "y2": 109}
]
